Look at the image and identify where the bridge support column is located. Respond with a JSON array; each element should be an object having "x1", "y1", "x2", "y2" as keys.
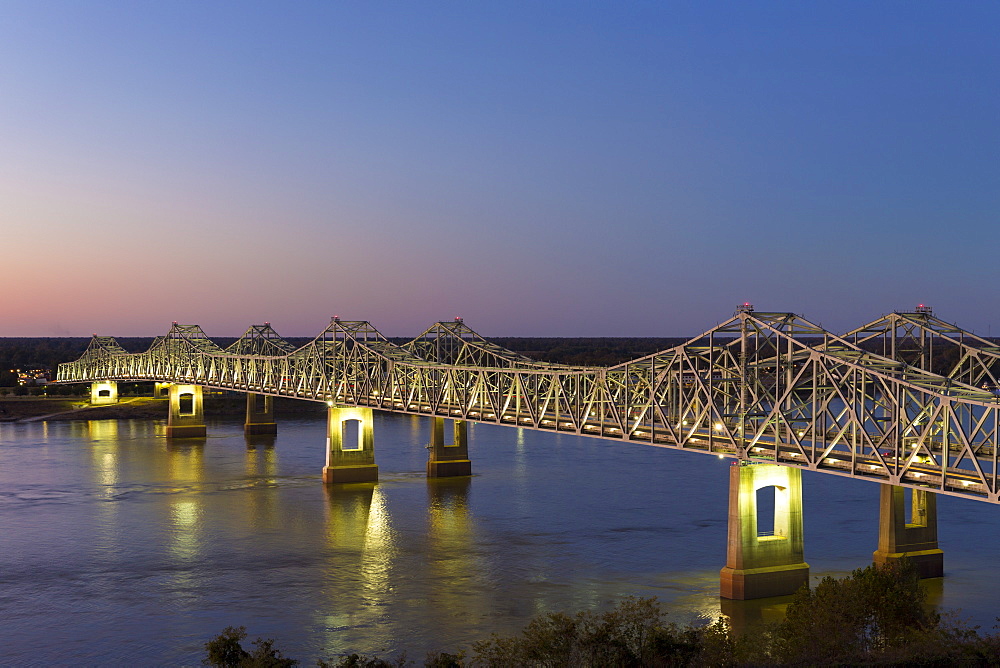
[
  {"x1": 90, "y1": 381, "x2": 118, "y2": 405},
  {"x1": 154, "y1": 382, "x2": 171, "y2": 398},
  {"x1": 244, "y1": 393, "x2": 277, "y2": 435},
  {"x1": 720, "y1": 464, "x2": 809, "y2": 600},
  {"x1": 323, "y1": 405, "x2": 378, "y2": 484},
  {"x1": 873, "y1": 484, "x2": 943, "y2": 578},
  {"x1": 427, "y1": 418, "x2": 471, "y2": 477},
  {"x1": 166, "y1": 384, "x2": 206, "y2": 438}
]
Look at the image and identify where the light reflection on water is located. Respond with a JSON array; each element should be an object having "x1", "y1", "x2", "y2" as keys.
[{"x1": 0, "y1": 412, "x2": 999, "y2": 664}]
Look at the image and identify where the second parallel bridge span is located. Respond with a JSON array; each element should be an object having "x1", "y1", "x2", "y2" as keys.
[{"x1": 58, "y1": 306, "x2": 1000, "y2": 504}]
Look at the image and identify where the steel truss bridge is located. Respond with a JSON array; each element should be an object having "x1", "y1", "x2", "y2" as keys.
[{"x1": 57, "y1": 306, "x2": 1000, "y2": 504}]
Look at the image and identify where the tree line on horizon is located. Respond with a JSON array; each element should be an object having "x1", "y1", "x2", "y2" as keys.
[
  {"x1": 0, "y1": 335, "x2": 988, "y2": 388},
  {"x1": 0, "y1": 336, "x2": 689, "y2": 386}
]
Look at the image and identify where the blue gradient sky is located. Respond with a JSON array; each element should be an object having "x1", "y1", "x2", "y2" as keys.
[{"x1": 3, "y1": 2, "x2": 998, "y2": 337}]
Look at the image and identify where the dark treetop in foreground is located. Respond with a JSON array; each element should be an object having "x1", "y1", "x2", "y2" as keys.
[{"x1": 204, "y1": 560, "x2": 1000, "y2": 667}]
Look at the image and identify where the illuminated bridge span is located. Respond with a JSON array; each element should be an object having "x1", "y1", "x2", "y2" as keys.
[{"x1": 57, "y1": 305, "x2": 1000, "y2": 599}]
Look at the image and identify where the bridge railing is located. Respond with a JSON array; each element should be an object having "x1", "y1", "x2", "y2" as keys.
[{"x1": 57, "y1": 311, "x2": 1000, "y2": 503}]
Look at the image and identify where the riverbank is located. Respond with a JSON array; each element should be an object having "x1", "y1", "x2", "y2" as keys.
[{"x1": 0, "y1": 395, "x2": 327, "y2": 422}]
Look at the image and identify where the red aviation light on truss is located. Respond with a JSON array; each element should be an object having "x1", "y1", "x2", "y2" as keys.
[
  {"x1": 454, "y1": 316, "x2": 463, "y2": 323},
  {"x1": 735, "y1": 302, "x2": 754, "y2": 315},
  {"x1": 915, "y1": 304, "x2": 933, "y2": 315}
]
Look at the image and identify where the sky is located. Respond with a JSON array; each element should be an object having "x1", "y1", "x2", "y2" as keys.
[{"x1": 2, "y1": 2, "x2": 998, "y2": 338}]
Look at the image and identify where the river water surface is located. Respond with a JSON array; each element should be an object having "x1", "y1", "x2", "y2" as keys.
[{"x1": 2, "y1": 412, "x2": 999, "y2": 665}]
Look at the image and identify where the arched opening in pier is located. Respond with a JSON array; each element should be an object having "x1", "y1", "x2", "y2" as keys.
[
  {"x1": 756, "y1": 484, "x2": 789, "y2": 539},
  {"x1": 178, "y1": 392, "x2": 194, "y2": 416},
  {"x1": 757, "y1": 485, "x2": 775, "y2": 536},
  {"x1": 98, "y1": 389, "x2": 111, "y2": 398},
  {"x1": 342, "y1": 418, "x2": 362, "y2": 451},
  {"x1": 252, "y1": 394, "x2": 266, "y2": 412},
  {"x1": 905, "y1": 487, "x2": 929, "y2": 527}
]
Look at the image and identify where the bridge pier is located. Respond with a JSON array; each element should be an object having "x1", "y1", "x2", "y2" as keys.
[
  {"x1": 154, "y1": 382, "x2": 170, "y2": 398},
  {"x1": 165, "y1": 384, "x2": 206, "y2": 438},
  {"x1": 873, "y1": 484, "x2": 943, "y2": 578},
  {"x1": 323, "y1": 405, "x2": 378, "y2": 483},
  {"x1": 244, "y1": 393, "x2": 277, "y2": 435},
  {"x1": 720, "y1": 463, "x2": 809, "y2": 600},
  {"x1": 427, "y1": 418, "x2": 471, "y2": 477},
  {"x1": 90, "y1": 381, "x2": 118, "y2": 405}
]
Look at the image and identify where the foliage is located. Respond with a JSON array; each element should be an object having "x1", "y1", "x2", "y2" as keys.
[
  {"x1": 6, "y1": 333, "x2": 995, "y2": 382},
  {"x1": 316, "y1": 654, "x2": 409, "y2": 667},
  {"x1": 766, "y1": 559, "x2": 1000, "y2": 666},
  {"x1": 203, "y1": 625, "x2": 298, "y2": 667},
  {"x1": 770, "y1": 560, "x2": 932, "y2": 664},
  {"x1": 206, "y1": 564, "x2": 1000, "y2": 667},
  {"x1": 421, "y1": 651, "x2": 465, "y2": 668},
  {"x1": 471, "y1": 596, "x2": 721, "y2": 667},
  {"x1": 205, "y1": 626, "x2": 250, "y2": 667},
  {"x1": 0, "y1": 338, "x2": 91, "y2": 386}
]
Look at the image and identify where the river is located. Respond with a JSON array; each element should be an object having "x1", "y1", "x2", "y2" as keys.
[{"x1": 1, "y1": 411, "x2": 998, "y2": 665}]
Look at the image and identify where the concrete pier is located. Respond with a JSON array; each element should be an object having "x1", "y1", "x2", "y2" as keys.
[
  {"x1": 90, "y1": 381, "x2": 118, "y2": 405},
  {"x1": 154, "y1": 382, "x2": 170, "y2": 398},
  {"x1": 720, "y1": 463, "x2": 809, "y2": 600},
  {"x1": 427, "y1": 418, "x2": 472, "y2": 477},
  {"x1": 323, "y1": 405, "x2": 378, "y2": 483},
  {"x1": 165, "y1": 384, "x2": 206, "y2": 438},
  {"x1": 873, "y1": 484, "x2": 944, "y2": 578},
  {"x1": 244, "y1": 393, "x2": 277, "y2": 435}
]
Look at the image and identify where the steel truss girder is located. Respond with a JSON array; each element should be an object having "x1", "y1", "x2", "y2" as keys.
[
  {"x1": 404, "y1": 319, "x2": 585, "y2": 370},
  {"x1": 849, "y1": 310, "x2": 1000, "y2": 390},
  {"x1": 57, "y1": 312, "x2": 1000, "y2": 504}
]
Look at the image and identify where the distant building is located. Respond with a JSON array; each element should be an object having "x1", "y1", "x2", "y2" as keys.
[{"x1": 15, "y1": 368, "x2": 52, "y2": 386}]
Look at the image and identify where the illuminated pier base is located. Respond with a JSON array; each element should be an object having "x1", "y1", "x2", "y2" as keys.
[
  {"x1": 165, "y1": 384, "x2": 206, "y2": 438},
  {"x1": 873, "y1": 484, "x2": 944, "y2": 578},
  {"x1": 90, "y1": 381, "x2": 118, "y2": 405},
  {"x1": 154, "y1": 382, "x2": 170, "y2": 398},
  {"x1": 427, "y1": 417, "x2": 471, "y2": 477},
  {"x1": 720, "y1": 464, "x2": 809, "y2": 600},
  {"x1": 244, "y1": 393, "x2": 277, "y2": 435},
  {"x1": 323, "y1": 405, "x2": 378, "y2": 483}
]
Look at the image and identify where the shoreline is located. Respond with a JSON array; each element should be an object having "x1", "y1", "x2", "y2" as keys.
[{"x1": 0, "y1": 394, "x2": 327, "y2": 422}]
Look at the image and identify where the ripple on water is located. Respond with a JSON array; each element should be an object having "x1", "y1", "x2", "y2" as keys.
[
  {"x1": 1, "y1": 416, "x2": 999, "y2": 666},
  {"x1": 6, "y1": 488, "x2": 82, "y2": 505}
]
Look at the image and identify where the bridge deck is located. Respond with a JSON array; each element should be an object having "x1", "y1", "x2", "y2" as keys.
[{"x1": 57, "y1": 310, "x2": 1000, "y2": 504}]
